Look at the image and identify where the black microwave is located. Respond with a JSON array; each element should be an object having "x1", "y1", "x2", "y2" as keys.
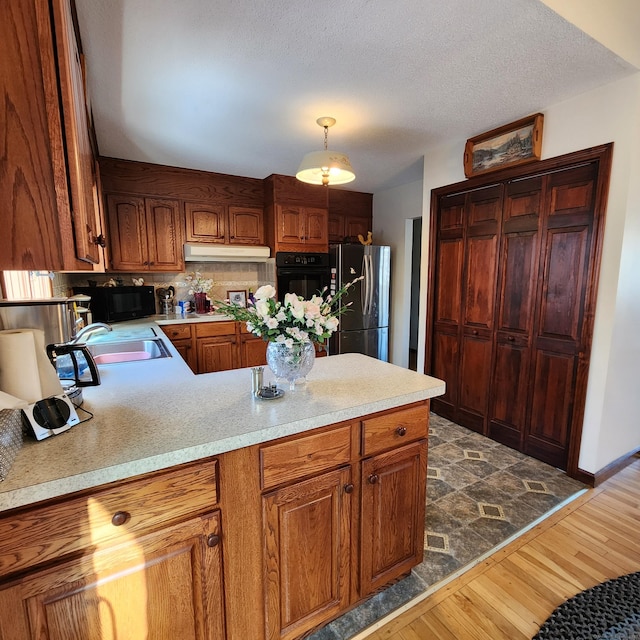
[{"x1": 73, "y1": 286, "x2": 156, "y2": 323}]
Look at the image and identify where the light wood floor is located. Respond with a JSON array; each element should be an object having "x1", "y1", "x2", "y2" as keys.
[{"x1": 364, "y1": 457, "x2": 640, "y2": 640}]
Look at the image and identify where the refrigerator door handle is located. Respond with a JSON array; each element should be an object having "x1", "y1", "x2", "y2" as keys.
[
  {"x1": 361, "y1": 255, "x2": 369, "y2": 315},
  {"x1": 366, "y1": 254, "x2": 374, "y2": 316}
]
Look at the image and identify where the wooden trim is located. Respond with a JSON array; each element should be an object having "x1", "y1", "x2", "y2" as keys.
[{"x1": 593, "y1": 449, "x2": 640, "y2": 486}]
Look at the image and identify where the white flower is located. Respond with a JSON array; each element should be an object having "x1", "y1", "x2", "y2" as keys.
[
  {"x1": 255, "y1": 300, "x2": 270, "y2": 318},
  {"x1": 266, "y1": 317, "x2": 279, "y2": 329},
  {"x1": 325, "y1": 317, "x2": 339, "y2": 331},
  {"x1": 255, "y1": 285, "x2": 276, "y2": 301}
]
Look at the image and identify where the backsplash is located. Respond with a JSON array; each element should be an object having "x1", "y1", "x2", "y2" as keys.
[{"x1": 54, "y1": 260, "x2": 276, "y2": 311}]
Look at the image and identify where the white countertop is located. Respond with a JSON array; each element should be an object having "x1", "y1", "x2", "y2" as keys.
[{"x1": 0, "y1": 319, "x2": 445, "y2": 513}]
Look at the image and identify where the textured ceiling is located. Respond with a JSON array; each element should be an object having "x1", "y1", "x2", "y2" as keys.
[{"x1": 75, "y1": 0, "x2": 635, "y2": 193}]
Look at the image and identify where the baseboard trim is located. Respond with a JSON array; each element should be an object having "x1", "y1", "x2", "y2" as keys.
[{"x1": 592, "y1": 447, "x2": 640, "y2": 487}]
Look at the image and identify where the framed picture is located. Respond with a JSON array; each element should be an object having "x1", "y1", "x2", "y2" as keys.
[
  {"x1": 464, "y1": 113, "x2": 544, "y2": 178},
  {"x1": 227, "y1": 290, "x2": 247, "y2": 307}
]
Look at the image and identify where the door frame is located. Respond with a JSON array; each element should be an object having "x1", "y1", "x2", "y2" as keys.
[{"x1": 424, "y1": 143, "x2": 613, "y2": 483}]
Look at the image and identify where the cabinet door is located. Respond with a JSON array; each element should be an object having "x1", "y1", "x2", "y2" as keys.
[
  {"x1": 360, "y1": 440, "x2": 427, "y2": 596},
  {"x1": 172, "y1": 339, "x2": 198, "y2": 372},
  {"x1": 51, "y1": 0, "x2": 100, "y2": 264},
  {"x1": 240, "y1": 335, "x2": 268, "y2": 368},
  {"x1": 106, "y1": 194, "x2": 148, "y2": 271},
  {"x1": 328, "y1": 213, "x2": 345, "y2": 243},
  {"x1": 197, "y1": 335, "x2": 239, "y2": 373},
  {"x1": 229, "y1": 206, "x2": 264, "y2": 245},
  {"x1": 344, "y1": 216, "x2": 371, "y2": 243},
  {"x1": 263, "y1": 467, "x2": 352, "y2": 640},
  {"x1": 146, "y1": 198, "x2": 184, "y2": 271},
  {"x1": 304, "y1": 207, "x2": 329, "y2": 248},
  {"x1": 276, "y1": 205, "x2": 305, "y2": 244},
  {"x1": 185, "y1": 202, "x2": 226, "y2": 243},
  {"x1": 0, "y1": 512, "x2": 225, "y2": 640}
]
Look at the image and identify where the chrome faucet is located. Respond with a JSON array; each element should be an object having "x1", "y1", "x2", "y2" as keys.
[{"x1": 71, "y1": 322, "x2": 112, "y2": 344}]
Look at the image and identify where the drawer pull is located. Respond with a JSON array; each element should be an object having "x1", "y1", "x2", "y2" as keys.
[
  {"x1": 207, "y1": 533, "x2": 221, "y2": 548},
  {"x1": 111, "y1": 511, "x2": 130, "y2": 527},
  {"x1": 508, "y1": 336, "x2": 515, "y2": 342},
  {"x1": 396, "y1": 426, "x2": 407, "y2": 437},
  {"x1": 344, "y1": 483, "x2": 354, "y2": 494},
  {"x1": 368, "y1": 474, "x2": 379, "y2": 485}
]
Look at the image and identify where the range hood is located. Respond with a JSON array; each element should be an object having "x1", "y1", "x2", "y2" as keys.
[{"x1": 184, "y1": 243, "x2": 271, "y2": 262}]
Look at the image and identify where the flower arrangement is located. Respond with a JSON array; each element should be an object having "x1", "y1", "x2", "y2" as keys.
[
  {"x1": 179, "y1": 271, "x2": 214, "y2": 294},
  {"x1": 213, "y1": 278, "x2": 363, "y2": 347}
]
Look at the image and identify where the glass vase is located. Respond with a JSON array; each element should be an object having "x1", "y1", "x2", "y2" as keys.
[{"x1": 266, "y1": 341, "x2": 315, "y2": 391}]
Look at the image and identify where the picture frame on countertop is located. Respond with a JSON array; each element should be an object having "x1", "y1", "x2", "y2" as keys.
[
  {"x1": 227, "y1": 290, "x2": 247, "y2": 307},
  {"x1": 463, "y1": 113, "x2": 544, "y2": 178}
]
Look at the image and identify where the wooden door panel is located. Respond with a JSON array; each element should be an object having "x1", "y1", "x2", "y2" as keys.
[
  {"x1": 434, "y1": 239, "x2": 463, "y2": 325},
  {"x1": 548, "y1": 164, "x2": 596, "y2": 217},
  {"x1": 185, "y1": 202, "x2": 226, "y2": 243},
  {"x1": 240, "y1": 337, "x2": 267, "y2": 368},
  {"x1": 498, "y1": 232, "x2": 538, "y2": 333},
  {"x1": 503, "y1": 176, "x2": 543, "y2": 226},
  {"x1": 488, "y1": 340, "x2": 530, "y2": 448},
  {"x1": 429, "y1": 331, "x2": 458, "y2": 418},
  {"x1": 263, "y1": 467, "x2": 351, "y2": 640},
  {"x1": 538, "y1": 227, "x2": 588, "y2": 341},
  {"x1": 328, "y1": 213, "x2": 344, "y2": 243},
  {"x1": 344, "y1": 216, "x2": 370, "y2": 242},
  {"x1": 527, "y1": 350, "x2": 576, "y2": 469},
  {"x1": 438, "y1": 194, "x2": 464, "y2": 231},
  {"x1": 9, "y1": 513, "x2": 225, "y2": 640},
  {"x1": 468, "y1": 187, "x2": 502, "y2": 227},
  {"x1": 228, "y1": 206, "x2": 264, "y2": 244},
  {"x1": 463, "y1": 235, "x2": 497, "y2": 329},
  {"x1": 146, "y1": 198, "x2": 183, "y2": 270},
  {"x1": 197, "y1": 337, "x2": 238, "y2": 373},
  {"x1": 305, "y1": 208, "x2": 328, "y2": 245},
  {"x1": 458, "y1": 335, "x2": 492, "y2": 432},
  {"x1": 361, "y1": 441, "x2": 427, "y2": 596},
  {"x1": 277, "y1": 206, "x2": 304, "y2": 244},
  {"x1": 106, "y1": 194, "x2": 146, "y2": 270}
]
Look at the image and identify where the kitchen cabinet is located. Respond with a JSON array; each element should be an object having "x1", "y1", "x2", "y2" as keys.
[
  {"x1": 259, "y1": 403, "x2": 428, "y2": 639},
  {"x1": 1, "y1": 0, "x2": 103, "y2": 271},
  {"x1": 274, "y1": 205, "x2": 329, "y2": 251},
  {"x1": 427, "y1": 145, "x2": 612, "y2": 474},
  {"x1": 264, "y1": 174, "x2": 329, "y2": 253},
  {"x1": 163, "y1": 321, "x2": 267, "y2": 374},
  {"x1": 328, "y1": 188, "x2": 373, "y2": 244},
  {"x1": 0, "y1": 460, "x2": 225, "y2": 640},
  {"x1": 106, "y1": 194, "x2": 184, "y2": 271},
  {"x1": 185, "y1": 202, "x2": 265, "y2": 245}
]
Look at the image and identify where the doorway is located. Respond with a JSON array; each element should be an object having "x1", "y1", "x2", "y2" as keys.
[{"x1": 408, "y1": 217, "x2": 422, "y2": 371}]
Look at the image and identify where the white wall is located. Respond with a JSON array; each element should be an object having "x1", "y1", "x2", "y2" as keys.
[{"x1": 410, "y1": 73, "x2": 640, "y2": 474}]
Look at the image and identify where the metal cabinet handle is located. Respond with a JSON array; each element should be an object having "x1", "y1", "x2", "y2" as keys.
[
  {"x1": 111, "y1": 511, "x2": 130, "y2": 526},
  {"x1": 508, "y1": 336, "x2": 515, "y2": 342},
  {"x1": 207, "y1": 533, "x2": 221, "y2": 548},
  {"x1": 344, "y1": 483, "x2": 354, "y2": 494},
  {"x1": 396, "y1": 426, "x2": 407, "y2": 437},
  {"x1": 368, "y1": 474, "x2": 379, "y2": 484}
]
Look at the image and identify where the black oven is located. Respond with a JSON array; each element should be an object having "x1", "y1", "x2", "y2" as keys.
[{"x1": 275, "y1": 252, "x2": 331, "y2": 302}]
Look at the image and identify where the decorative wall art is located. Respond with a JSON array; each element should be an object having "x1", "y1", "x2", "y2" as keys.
[
  {"x1": 227, "y1": 290, "x2": 247, "y2": 307},
  {"x1": 463, "y1": 113, "x2": 544, "y2": 178}
]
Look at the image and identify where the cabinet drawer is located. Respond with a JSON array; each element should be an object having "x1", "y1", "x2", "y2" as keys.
[
  {"x1": 162, "y1": 324, "x2": 193, "y2": 340},
  {"x1": 362, "y1": 405, "x2": 429, "y2": 456},
  {"x1": 0, "y1": 459, "x2": 218, "y2": 577},
  {"x1": 261, "y1": 425, "x2": 352, "y2": 490},
  {"x1": 195, "y1": 321, "x2": 237, "y2": 338}
]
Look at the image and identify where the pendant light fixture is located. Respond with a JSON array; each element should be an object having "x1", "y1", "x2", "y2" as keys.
[{"x1": 296, "y1": 117, "x2": 355, "y2": 186}]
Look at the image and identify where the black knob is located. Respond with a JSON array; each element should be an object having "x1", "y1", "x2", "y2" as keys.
[
  {"x1": 368, "y1": 474, "x2": 379, "y2": 484},
  {"x1": 207, "y1": 533, "x2": 221, "y2": 548},
  {"x1": 344, "y1": 483, "x2": 354, "y2": 494},
  {"x1": 396, "y1": 426, "x2": 407, "y2": 437}
]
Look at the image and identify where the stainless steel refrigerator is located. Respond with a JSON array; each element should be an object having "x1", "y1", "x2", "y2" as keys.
[{"x1": 329, "y1": 244, "x2": 390, "y2": 361}]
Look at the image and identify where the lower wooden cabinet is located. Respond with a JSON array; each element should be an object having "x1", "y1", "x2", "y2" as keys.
[
  {"x1": 163, "y1": 321, "x2": 267, "y2": 374},
  {"x1": 0, "y1": 512, "x2": 225, "y2": 640},
  {"x1": 263, "y1": 467, "x2": 352, "y2": 640}
]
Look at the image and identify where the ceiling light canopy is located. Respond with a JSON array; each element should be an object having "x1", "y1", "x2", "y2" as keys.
[{"x1": 296, "y1": 117, "x2": 355, "y2": 187}]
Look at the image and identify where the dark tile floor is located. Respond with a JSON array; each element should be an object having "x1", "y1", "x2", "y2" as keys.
[{"x1": 309, "y1": 413, "x2": 587, "y2": 640}]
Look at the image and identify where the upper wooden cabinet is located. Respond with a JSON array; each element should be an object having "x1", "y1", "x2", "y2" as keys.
[
  {"x1": 264, "y1": 174, "x2": 329, "y2": 253},
  {"x1": 106, "y1": 194, "x2": 184, "y2": 271},
  {"x1": 185, "y1": 202, "x2": 265, "y2": 245},
  {"x1": 328, "y1": 188, "x2": 373, "y2": 244},
  {"x1": 1, "y1": 0, "x2": 103, "y2": 271}
]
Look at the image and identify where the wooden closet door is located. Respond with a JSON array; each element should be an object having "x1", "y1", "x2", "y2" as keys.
[
  {"x1": 457, "y1": 185, "x2": 502, "y2": 433},
  {"x1": 526, "y1": 162, "x2": 599, "y2": 469},
  {"x1": 488, "y1": 176, "x2": 542, "y2": 449}
]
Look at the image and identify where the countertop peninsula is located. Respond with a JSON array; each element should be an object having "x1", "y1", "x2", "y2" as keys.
[{"x1": 0, "y1": 318, "x2": 445, "y2": 512}]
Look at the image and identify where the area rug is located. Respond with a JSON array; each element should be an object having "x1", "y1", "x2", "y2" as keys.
[
  {"x1": 308, "y1": 413, "x2": 587, "y2": 640},
  {"x1": 534, "y1": 571, "x2": 640, "y2": 639}
]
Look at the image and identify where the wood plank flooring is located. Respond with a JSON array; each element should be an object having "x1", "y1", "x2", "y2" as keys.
[{"x1": 363, "y1": 457, "x2": 640, "y2": 640}]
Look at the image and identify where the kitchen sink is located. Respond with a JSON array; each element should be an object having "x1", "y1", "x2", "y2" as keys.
[{"x1": 88, "y1": 338, "x2": 171, "y2": 364}]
